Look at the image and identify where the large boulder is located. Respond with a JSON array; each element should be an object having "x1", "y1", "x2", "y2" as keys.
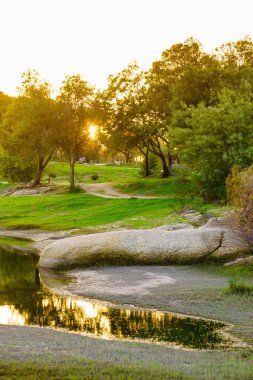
[{"x1": 39, "y1": 225, "x2": 252, "y2": 269}]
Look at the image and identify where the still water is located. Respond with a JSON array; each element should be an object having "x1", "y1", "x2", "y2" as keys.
[{"x1": 0, "y1": 248, "x2": 229, "y2": 349}]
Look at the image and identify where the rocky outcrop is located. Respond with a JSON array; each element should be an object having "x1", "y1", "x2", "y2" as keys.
[
  {"x1": 224, "y1": 256, "x2": 253, "y2": 267},
  {"x1": 40, "y1": 220, "x2": 252, "y2": 269}
]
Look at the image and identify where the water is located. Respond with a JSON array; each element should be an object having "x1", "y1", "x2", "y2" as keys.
[{"x1": 0, "y1": 248, "x2": 229, "y2": 349}]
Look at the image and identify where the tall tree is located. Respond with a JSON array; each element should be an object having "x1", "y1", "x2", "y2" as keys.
[
  {"x1": 0, "y1": 70, "x2": 56, "y2": 186},
  {"x1": 56, "y1": 75, "x2": 94, "y2": 191},
  {"x1": 98, "y1": 63, "x2": 172, "y2": 177}
]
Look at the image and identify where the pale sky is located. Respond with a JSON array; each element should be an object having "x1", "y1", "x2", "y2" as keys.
[{"x1": 1, "y1": 0, "x2": 253, "y2": 96}]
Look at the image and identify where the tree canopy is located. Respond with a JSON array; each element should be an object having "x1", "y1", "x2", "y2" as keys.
[{"x1": 0, "y1": 37, "x2": 253, "y2": 198}]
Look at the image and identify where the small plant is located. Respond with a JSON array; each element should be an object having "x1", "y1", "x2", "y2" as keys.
[
  {"x1": 48, "y1": 173, "x2": 57, "y2": 184},
  {"x1": 91, "y1": 174, "x2": 99, "y2": 181},
  {"x1": 228, "y1": 278, "x2": 253, "y2": 295}
]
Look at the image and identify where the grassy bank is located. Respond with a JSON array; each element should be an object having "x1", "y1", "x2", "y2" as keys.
[{"x1": 0, "y1": 192, "x2": 232, "y2": 231}]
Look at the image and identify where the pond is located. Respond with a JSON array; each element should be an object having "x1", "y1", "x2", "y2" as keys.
[{"x1": 0, "y1": 248, "x2": 231, "y2": 349}]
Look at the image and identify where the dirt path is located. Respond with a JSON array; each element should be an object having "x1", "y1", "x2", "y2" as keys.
[{"x1": 82, "y1": 183, "x2": 162, "y2": 199}]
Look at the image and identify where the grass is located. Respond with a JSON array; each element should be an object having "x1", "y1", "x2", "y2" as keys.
[
  {"x1": 0, "y1": 191, "x2": 232, "y2": 231},
  {"x1": 0, "y1": 360, "x2": 186, "y2": 380},
  {"x1": 115, "y1": 177, "x2": 194, "y2": 197},
  {"x1": 0, "y1": 193, "x2": 181, "y2": 230},
  {"x1": 0, "y1": 236, "x2": 31, "y2": 246},
  {"x1": 0, "y1": 163, "x2": 232, "y2": 231},
  {"x1": 1, "y1": 347, "x2": 253, "y2": 380},
  {"x1": 43, "y1": 162, "x2": 140, "y2": 185},
  {"x1": 0, "y1": 182, "x2": 9, "y2": 190},
  {"x1": 228, "y1": 278, "x2": 253, "y2": 295}
]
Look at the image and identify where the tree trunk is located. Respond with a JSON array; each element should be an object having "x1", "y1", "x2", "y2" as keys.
[
  {"x1": 32, "y1": 166, "x2": 44, "y2": 187},
  {"x1": 125, "y1": 152, "x2": 130, "y2": 163},
  {"x1": 144, "y1": 153, "x2": 150, "y2": 176},
  {"x1": 136, "y1": 145, "x2": 150, "y2": 177},
  {"x1": 168, "y1": 151, "x2": 173, "y2": 168},
  {"x1": 160, "y1": 154, "x2": 170, "y2": 178},
  {"x1": 69, "y1": 160, "x2": 75, "y2": 191},
  {"x1": 143, "y1": 148, "x2": 151, "y2": 176},
  {"x1": 32, "y1": 152, "x2": 53, "y2": 187}
]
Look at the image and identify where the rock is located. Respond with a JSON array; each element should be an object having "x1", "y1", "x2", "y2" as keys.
[
  {"x1": 224, "y1": 256, "x2": 253, "y2": 266},
  {"x1": 40, "y1": 224, "x2": 252, "y2": 270},
  {"x1": 157, "y1": 224, "x2": 194, "y2": 231},
  {"x1": 10, "y1": 187, "x2": 50, "y2": 196},
  {"x1": 202, "y1": 211, "x2": 239, "y2": 229},
  {"x1": 175, "y1": 208, "x2": 207, "y2": 226},
  {"x1": 211, "y1": 230, "x2": 251, "y2": 260},
  {"x1": 190, "y1": 215, "x2": 207, "y2": 225}
]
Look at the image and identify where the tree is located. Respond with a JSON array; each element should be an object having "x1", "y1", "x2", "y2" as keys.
[
  {"x1": 97, "y1": 63, "x2": 172, "y2": 177},
  {"x1": 171, "y1": 89, "x2": 253, "y2": 199},
  {"x1": 0, "y1": 70, "x2": 57, "y2": 186},
  {"x1": 0, "y1": 92, "x2": 13, "y2": 124},
  {"x1": 56, "y1": 75, "x2": 94, "y2": 191}
]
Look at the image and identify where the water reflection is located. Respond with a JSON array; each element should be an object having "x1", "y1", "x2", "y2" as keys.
[{"x1": 0, "y1": 249, "x2": 228, "y2": 349}]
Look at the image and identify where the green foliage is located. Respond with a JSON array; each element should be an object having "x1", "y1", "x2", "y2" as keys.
[
  {"x1": 0, "y1": 151, "x2": 37, "y2": 183},
  {"x1": 139, "y1": 153, "x2": 160, "y2": 176},
  {"x1": 56, "y1": 74, "x2": 94, "y2": 190},
  {"x1": 0, "y1": 70, "x2": 56, "y2": 185},
  {"x1": 226, "y1": 164, "x2": 253, "y2": 228},
  {"x1": 172, "y1": 90, "x2": 253, "y2": 199}
]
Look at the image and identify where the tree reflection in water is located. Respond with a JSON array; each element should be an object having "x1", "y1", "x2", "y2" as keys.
[{"x1": 0, "y1": 249, "x2": 228, "y2": 349}]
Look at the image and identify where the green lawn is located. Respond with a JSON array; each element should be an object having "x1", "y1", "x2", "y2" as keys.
[
  {"x1": 43, "y1": 162, "x2": 140, "y2": 185},
  {"x1": 0, "y1": 191, "x2": 231, "y2": 231},
  {"x1": 115, "y1": 177, "x2": 194, "y2": 197},
  {"x1": 0, "y1": 162, "x2": 233, "y2": 231},
  {"x1": 0, "y1": 183, "x2": 9, "y2": 190}
]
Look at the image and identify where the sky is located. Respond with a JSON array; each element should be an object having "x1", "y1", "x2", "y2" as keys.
[{"x1": 1, "y1": 0, "x2": 253, "y2": 96}]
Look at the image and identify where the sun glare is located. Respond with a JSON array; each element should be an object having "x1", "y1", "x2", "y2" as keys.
[
  {"x1": 89, "y1": 125, "x2": 97, "y2": 140},
  {"x1": 0, "y1": 305, "x2": 25, "y2": 325}
]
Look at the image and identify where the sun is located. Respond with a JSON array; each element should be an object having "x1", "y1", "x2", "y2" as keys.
[{"x1": 89, "y1": 125, "x2": 97, "y2": 140}]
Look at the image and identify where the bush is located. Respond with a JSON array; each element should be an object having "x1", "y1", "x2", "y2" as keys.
[
  {"x1": 91, "y1": 174, "x2": 99, "y2": 181},
  {"x1": 48, "y1": 173, "x2": 57, "y2": 184},
  {"x1": 171, "y1": 90, "x2": 253, "y2": 200},
  {"x1": 0, "y1": 153, "x2": 37, "y2": 183},
  {"x1": 226, "y1": 165, "x2": 253, "y2": 229}
]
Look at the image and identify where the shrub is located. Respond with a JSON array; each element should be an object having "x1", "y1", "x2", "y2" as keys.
[
  {"x1": 171, "y1": 90, "x2": 253, "y2": 200},
  {"x1": 226, "y1": 165, "x2": 253, "y2": 229},
  {"x1": 0, "y1": 152, "x2": 37, "y2": 183},
  {"x1": 91, "y1": 174, "x2": 99, "y2": 181},
  {"x1": 48, "y1": 173, "x2": 57, "y2": 184}
]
